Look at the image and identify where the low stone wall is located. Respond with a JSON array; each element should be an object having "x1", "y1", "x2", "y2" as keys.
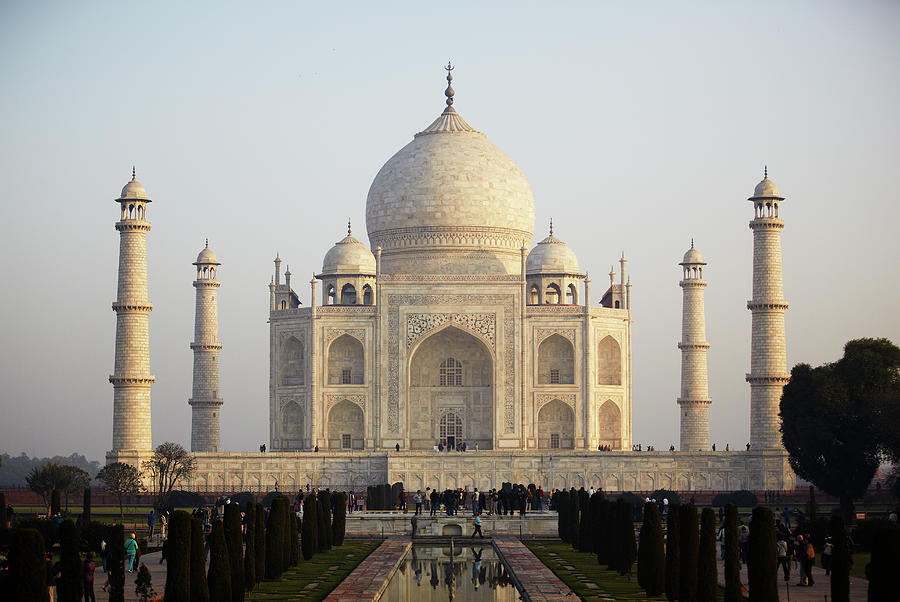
[{"x1": 345, "y1": 513, "x2": 558, "y2": 537}]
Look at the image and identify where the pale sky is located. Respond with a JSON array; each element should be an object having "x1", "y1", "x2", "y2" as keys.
[{"x1": 1, "y1": 1, "x2": 898, "y2": 463}]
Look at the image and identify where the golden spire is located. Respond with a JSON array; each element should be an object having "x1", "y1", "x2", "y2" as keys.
[{"x1": 444, "y1": 61, "x2": 454, "y2": 107}]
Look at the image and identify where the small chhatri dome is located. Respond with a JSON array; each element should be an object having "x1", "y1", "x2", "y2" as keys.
[
  {"x1": 117, "y1": 166, "x2": 151, "y2": 201},
  {"x1": 322, "y1": 225, "x2": 376, "y2": 275},
  {"x1": 195, "y1": 240, "x2": 219, "y2": 265},
  {"x1": 750, "y1": 166, "x2": 784, "y2": 199},
  {"x1": 680, "y1": 240, "x2": 706, "y2": 265},
  {"x1": 526, "y1": 221, "x2": 581, "y2": 275}
]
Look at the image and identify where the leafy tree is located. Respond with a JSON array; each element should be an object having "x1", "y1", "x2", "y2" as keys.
[
  {"x1": 781, "y1": 338, "x2": 900, "y2": 522},
  {"x1": 747, "y1": 507, "x2": 776, "y2": 602},
  {"x1": 868, "y1": 521, "x2": 900, "y2": 601},
  {"x1": 141, "y1": 442, "x2": 196, "y2": 510},
  {"x1": 96, "y1": 462, "x2": 143, "y2": 520},
  {"x1": 302, "y1": 494, "x2": 318, "y2": 560},
  {"x1": 830, "y1": 514, "x2": 851, "y2": 602},
  {"x1": 8, "y1": 527, "x2": 47, "y2": 602},
  {"x1": 723, "y1": 504, "x2": 741, "y2": 602},
  {"x1": 164, "y1": 510, "x2": 191, "y2": 602},
  {"x1": 665, "y1": 503, "x2": 680, "y2": 601},
  {"x1": 254, "y1": 502, "x2": 266, "y2": 584},
  {"x1": 588, "y1": 490, "x2": 603, "y2": 556},
  {"x1": 698, "y1": 508, "x2": 717, "y2": 602},
  {"x1": 57, "y1": 520, "x2": 82, "y2": 602},
  {"x1": 638, "y1": 502, "x2": 665, "y2": 596},
  {"x1": 678, "y1": 504, "x2": 698, "y2": 601},
  {"x1": 60, "y1": 465, "x2": 90, "y2": 511},
  {"x1": 224, "y1": 504, "x2": 245, "y2": 601},
  {"x1": 190, "y1": 517, "x2": 210, "y2": 602},
  {"x1": 243, "y1": 503, "x2": 256, "y2": 592},
  {"x1": 135, "y1": 563, "x2": 157, "y2": 602},
  {"x1": 25, "y1": 461, "x2": 66, "y2": 514},
  {"x1": 207, "y1": 519, "x2": 232, "y2": 601},
  {"x1": 332, "y1": 492, "x2": 347, "y2": 546}
]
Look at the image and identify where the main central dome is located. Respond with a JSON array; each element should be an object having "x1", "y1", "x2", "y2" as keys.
[{"x1": 365, "y1": 70, "x2": 535, "y2": 275}]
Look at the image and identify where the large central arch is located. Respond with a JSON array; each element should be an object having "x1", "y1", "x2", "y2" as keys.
[{"x1": 408, "y1": 325, "x2": 493, "y2": 450}]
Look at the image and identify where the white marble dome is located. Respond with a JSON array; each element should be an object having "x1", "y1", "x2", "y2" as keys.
[
  {"x1": 681, "y1": 245, "x2": 705, "y2": 265},
  {"x1": 526, "y1": 231, "x2": 581, "y2": 275},
  {"x1": 118, "y1": 175, "x2": 150, "y2": 201},
  {"x1": 365, "y1": 99, "x2": 536, "y2": 274},
  {"x1": 751, "y1": 175, "x2": 783, "y2": 199},
  {"x1": 195, "y1": 245, "x2": 219, "y2": 265},
  {"x1": 322, "y1": 233, "x2": 376, "y2": 275}
]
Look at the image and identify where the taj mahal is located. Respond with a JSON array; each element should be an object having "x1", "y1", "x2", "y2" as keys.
[{"x1": 106, "y1": 67, "x2": 795, "y2": 494}]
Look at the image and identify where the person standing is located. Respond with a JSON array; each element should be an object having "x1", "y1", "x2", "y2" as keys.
[
  {"x1": 159, "y1": 511, "x2": 167, "y2": 540},
  {"x1": 125, "y1": 533, "x2": 139, "y2": 572},
  {"x1": 147, "y1": 509, "x2": 156, "y2": 541},
  {"x1": 472, "y1": 488, "x2": 479, "y2": 516},
  {"x1": 430, "y1": 489, "x2": 440, "y2": 516},
  {"x1": 83, "y1": 552, "x2": 96, "y2": 602},
  {"x1": 472, "y1": 515, "x2": 484, "y2": 538},
  {"x1": 800, "y1": 537, "x2": 815, "y2": 586},
  {"x1": 776, "y1": 535, "x2": 791, "y2": 582},
  {"x1": 411, "y1": 514, "x2": 418, "y2": 537}
]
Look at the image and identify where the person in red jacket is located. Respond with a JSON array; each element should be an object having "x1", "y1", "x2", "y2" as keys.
[{"x1": 83, "y1": 552, "x2": 96, "y2": 602}]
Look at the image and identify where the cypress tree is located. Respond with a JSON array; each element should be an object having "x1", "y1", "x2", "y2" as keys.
[
  {"x1": 317, "y1": 493, "x2": 330, "y2": 552},
  {"x1": 366, "y1": 486, "x2": 373, "y2": 510},
  {"x1": 391, "y1": 482, "x2": 402, "y2": 510},
  {"x1": 382, "y1": 484, "x2": 391, "y2": 511},
  {"x1": 318, "y1": 490, "x2": 333, "y2": 550},
  {"x1": 679, "y1": 504, "x2": 699, "y2": 601},
  {"x1": 82, "y1": 488, "x2": 91, "y2": 524},
  {"x1": 223, "y1": 503, "x2": 245, "y2": 601},
  {"x1": 665, "y1": 502, "x2": 681, "y2": 601},
  {"x1": 190, "y1": 517, "x2": 210, "y2": 602},
  {"x1": 698, "y1": 508, "x2": 717, "y2": 602},
  {"x1": 290, "y1": 513, "x2": 300, "y2": 566},
  {"x1": 868, "y1": 521, "x2": 900, "y2": 601},
  {"x1": 807, "y1": 485, "x2": 817, "y2": 521},
  {"x1": 597, "y1": 498, "x2": 612, "y2": 565},
  {"x1": 50, "y1": 489, "x2": 61, "y2": 516},
  {"x1": 747, "y1": 506, "x2": 777, "y2": 602},
  {"x1": 568, "y1": 488, "x2": 580, "y2": 550},
  {"x1": 207, "y1": 519, "x2": 232, "y2": 602},
  {"x1": 588, "y1": 491, "x2": 603, "y2": 555},
  {"x1": 57, "y1": 520, "x2": 82, "y2": 602},
  {"x1": 332, "y1": 492, "x2": 347, "y2": 546},
  {"x1": 280, "y1": 498, "x2": 291, "y2": 570},
  {"x1": 265, "y1": 499, "x2": 284, "y2": 578},
  {"x1": 723, "y1": 504, "x2": 741, "y2": 602},
  {"x1": 557, "y1": 489, "x2": 569, "y2": 541},
  {"x1": 608, "y1": 498, "x2": 621, "y2": 571},
  {"x1": 243, "y1": 503, "x2": 256, "y2": 592},
  {"x1": 254, "y1": 503, "x2": 265, "y2": 585},
  {"x1": 107, "y1": 524, "x2": 126, "y2": 602},
  {"x1": 640, "y1": 502, "x2": 666, "y2": 596},
  {"x1": 8, "y1": 527, "x2": 47, "y2": 602},
  {"x1": 0, "y1": 492, "x2": 6, "y2": 528},
  {"x1": 617, "y1": 498, "x2": 636, "y2": 576},
  {"x1": 302, "y1": 494, "x2": 318, "y2": 560},
  {"x1": 830, "y1": 514, "x2": 850, "y2": 602},
  {"x1": 578, "y1": 489, "x2": 591, "y2": 552},
  {"x1": 164, "y1": 510, "x2": 191, "y2": 602}
]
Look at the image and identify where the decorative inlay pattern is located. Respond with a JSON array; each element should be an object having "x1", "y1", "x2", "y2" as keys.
[
  {"x1": 388, "y1": 294, "x2": 516, "y2": 434},
  {"x1": 278, "y1": 330, "x2": 306, "y2": 345},
  {"x1": 325, "y1": 394, "x2": 366, "y2": 412},
  {"x1": 380, "y1": 273, "x2": 522, "y2": 282},
  {"x1": 535, "y1": 393, "x2": 576, "y2": 411},
  {"x1": 535, "y1": 328, "x2": 575, "y2": 346},
  {"x1": 406, "y1": 313, "x2": 495, "y2": 350},
  {"x1": 372, "y1": 226, "x2": 531, "y2": 251},
  {"x1": 526, "y1": 305, "x2": 584, "y2": 315},
  {"x1": 325, "y1": 328, "x2": 366, "y2": 346},
  {"x1": 279, "y1": 395, "x2": 305, "y2": 411}
]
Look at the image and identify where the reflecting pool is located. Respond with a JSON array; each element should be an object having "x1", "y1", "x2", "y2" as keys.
[{"x1": 380, "y1": 543, "x2": 521, "y2": 601}]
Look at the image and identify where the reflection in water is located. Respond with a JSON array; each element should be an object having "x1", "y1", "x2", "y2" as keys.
[{"x1": 381, "y1": 544, "x2": 519, "y2": 601}]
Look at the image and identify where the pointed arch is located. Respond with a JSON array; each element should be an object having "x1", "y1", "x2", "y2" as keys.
[
  {"x1": 340, "y1": 283, "x2": 357, "y2": 305},
  {"x1": 544, "y1": 283, "x2": 561, "y2": 304},
  {"x1": 537, "y1": 399, "x2": 574, "y2": 449},
  {"x1": 538, "y1": 334, "x2": 574, "y2": 384},
  {"x1": 327, "y1": 334, "x2": 364, "y2": 385},
  {"x1": 597, "y1": 399, "x2": 621, "y2": 449},
  {"x1": 597, "y1": 335, "x2": 621, "y2": 385},
  {"x1": 566, "y1": 283, "x2": 577, "y2": 304},
  {"x1": 362, "y1": 284, "x2": 373, "y2": 305},
  {"x1": 279, "y1": 336, "x2": 304, "y2": 386},
  {"x1": 327, "y1": 400, "x2": 364, "y2": 449}
]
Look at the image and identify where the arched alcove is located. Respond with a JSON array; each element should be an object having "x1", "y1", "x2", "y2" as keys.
[
  {"x1": 278, "y1": 336, "x2": 304, "y2": 386},
  {"x1": 537, "y1": 399, "x2": 574, "y2": 449},
  {"x1": 408, "y1": 326, "x2": 493, "y2": 450},
  {"x1": 545, "y1": 283, "x2": 561, "y2": 304},
  {"x1": 327, "y1": 335, "x2": 364, "y2": 384},
  {"x1": 281, "y1": 400, "x2": 304, "y2": 448},
  {"x1": 340, "y1": 283, "x2": 357, "y2": 305},
  {"x1": 362, "y1": 285, "x2": 373, "y2": 305},
  {"x1": 597, "y1": 336, "x2": 621, "y2": 385},
  {"x1": 327, "y1": 400, "x2": 364, "y2": 449},
  {"x1": 597, "y1": 399, "x2": 621, "y2": 449},
  {"x1": 537, "y1": 334, "x2": 575, "y2": 384},
  {"x1": 566, "y1": 283, "x2": 577, "y2": 304}
]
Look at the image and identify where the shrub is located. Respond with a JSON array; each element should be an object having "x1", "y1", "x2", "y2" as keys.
[
  {"x1": 164, "y1": 510, "x2": 191, "y2": 602},
  {"x1": 619, "y1": 491, "x2": 644, "y2": 521},
  {"x1": 135, "y1": 563, "x2": 156, "y2": 602},
  {"x1": 698, "y1": 507, "x2": 717, "y2": 602},
  {"x1": 168, "y1": 490, "x2": 207, "y2": 508},
  {"x1": 190, "y1": 517, "x2": 210, "y2": 602},
  {"x1": 223, "y1": 503, "x2": 245, "y2": 601},
  {"x1": 748, "y1": 506, "x2": 777, "y2": 602},
  {"x1": 557, "y1": 489, "x2": 569, "y2": 541},
  {"x1": 723, "y1": 504, "x2": 741, "y2": 602},
  {"x1": 665, "y1": 503, "x2": 680, "y2": 601},
  {"x1": 8, "y1": 527, "x2": 47, "y2": 602},
  {"x1": 58, "y1": 519, "x2": 82, "y2": 602},
  {"x1": 317, "y1": 490, "x2": 333, "y2": 551},
  {"x1": 332, "y1": 492, "x2": 347, "y2": 546},
  {"x1": 228, "y1": 491, "x2": 255, "y2": 511},
  {"x1": 107, "y1": 524, "x2": 126, "y2": 602},
  {"x1": 830, "y1": 514, "x2": 850, "y2": 602},
  {"x1": 651, "y1": 489, "x2": 681, "y2": 506},
  {"x1": 243, "y1": 503, "x2": 256, "y2": 591},
  {"x1": 852, "y1": 517, "x2": 896, "y2": 551},
  {"x1": 254, "y1": 502, "x2": 265, "y2": 584},
  {"x1": 391, "y1": 482, "x2": 403, "y2": 510},
  {"x1": 290, "y1": 513, "x2": 300, "y2": 566},
  {"x1": 302, "y1": 494, "x2": 318, "y2": 560},
  {"x1": 638, "y1": 502, "x2": 665, "y2": 596},
  {"x1": 678, "y1": 504, "x2": 699, "y2": 601},
  {"x1": 711, "y1": 490, "x2": 758, "y2": 508},
  {"x1": 17, "y1": 518, "x2": 59, "y2": 547},
  {"x1": 207, "y1": 519, "x2": 232, "y2": 601},
  {"x1": 868, "y1": 521, "x2": 900, "y2": 601},
  {"x1": 807, "y1": 485, "x2": 818, "y2": 521},
  {"x1": 280, "y1": 498, "x2": 291, "y2": 570}
]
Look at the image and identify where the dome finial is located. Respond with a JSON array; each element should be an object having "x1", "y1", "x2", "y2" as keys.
[
  {"x1": 444, "y1": 61, "x2": 455, "y2": 107},
  {"x1": 691, "y1": 238, "x2": 694, "y2": 249},
  {"x1": 205, "y1": 238, "x2": 209, "y2": 248},
  {"x1": 131, "y1": 166, "x2": 136, "y2": 180},
  {"x1": 549, "y1": 218, "x2": 554, "y2": 236},
  {"x1": 348, "y1": 218, "x2": 352, "y2": 236},
  {"x1": 764, "y1": 165, "x2": 768, "y2": 179}
]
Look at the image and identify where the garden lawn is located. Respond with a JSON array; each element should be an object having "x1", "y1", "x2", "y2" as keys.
[
  {"x1": 247, "y1": 540, "x2": 380, "y2": 601},
  {"x1": 526, "y1": 540, "x2": 668, "y2": 601}
]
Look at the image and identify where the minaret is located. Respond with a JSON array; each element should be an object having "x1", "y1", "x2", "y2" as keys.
[
  {"x1": 746, "y1": 168, "x2": 789, "y2": 450},
  {"x1": 189, "y1": 241, "x2": 223, "y2": 452},
  {"x1": 678, "y1": 241, "x2": 711, "y2": 451},
  {"x1": 110, "y1": 168, "x2": 154, "y2": 451}
]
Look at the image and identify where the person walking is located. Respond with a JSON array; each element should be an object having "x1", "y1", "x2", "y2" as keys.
[
  {"x1": 147, "y1": 509, "x2": 156, "y2": 541},
  {"x1": 472, "y1": 514, "x2": 484, "y2": 538},
  {"x1": 83, "y1": 552, "x2": 96, "y2": 602},
  {"x1": 411, "y1": 514, "x2": 418, "y2": 537},
  {"x1": 799, "y1": 537, "x2": 815, "y2": 586},
  {"x1": 472, "y1": 488, "x2": 479, "y2": 516},
  {"x1": 776, "y1": 535, "x2": 791, "y2": 582},
  {"x1": 125, "y1": 533, "x2": 139, "y2": 572}
]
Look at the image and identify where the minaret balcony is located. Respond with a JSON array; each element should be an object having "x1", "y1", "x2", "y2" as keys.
[{"x1": 115, "y1": 220, "x2": 152, "y2": 232}]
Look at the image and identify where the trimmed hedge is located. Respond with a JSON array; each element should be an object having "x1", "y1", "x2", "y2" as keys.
[
  {"x1": 748, "y1": 506, "x2": 776, "y2": 602},
  {"x1": 58, "y1": 520, "x2": 82, "y2": 602},
  {"x1": 223, "y1": 503, "x2": 245, "y2": 601},
  {"x1": 665, "y1": 503, "x2": 680, "y2": 602},
  {"x1": 830, "y1": 514, "x2": 850, "y2": 602},
  {"x1": 332, "y1": 492, "x2": 347, "y2": 546},
  {"x1": 8, "y1": 527, "x2": 47, "y2": 602},
  {"x1": 577, "y1": 489, "x2": 591, "y2": 552},
  {"x1": 82, "y1": 488, "x2": 91, "y2": 524},
  {"x1": 317, "y1": 491, "x2": 333, "y2": 551},
  {"x1": 254, "y1": 502, "x2": 265, "y2": 584},
  {"x1": 698, "y1": 507, "x2": 717, "y2": 602},
  {"x1": 723, "y1": 503, "x2": 741, "y2": 602},
  {"x1": 868, "y1": 520, "x2": 900, "y2": 601},
  {"x1": 679, "y1": 504, "x2": 699, "y2": 602},
  {"x1": 302, "y1": 494, "x2": 318, "y2": 560},
  {"x1": 712, "y1": 490, "x2": 758, "y2": 508},
  {"x1": 568, "y1": 488, "x2": 580, "y2": 551},
  {"x1": 164, "y1": 510, "x2": 191, "y2": 602},
  {"x1": 638, "y1": 502, "x2": 665, "y2": 596},
  {"x1": 207, "y1": 519, "x2": 232, "y2": 602},
  {"x1": 557, "y1": 489, "x2": 569, "y2": 542},
  {"x1": 265, "y1": 497, "x2": 285, "y2": 578},
  {"x1": 290, "y1": 513, "x2": 300, "y2": 566},
  {"x1": 243, "y1": 503, "x2": 256, "y2": 592},
  {"x1": 107, "y1": 524, "x2": 126, "y2": 602},
  {"x1": 190, "y1": 517, "x2": 210, "y2": 602}
]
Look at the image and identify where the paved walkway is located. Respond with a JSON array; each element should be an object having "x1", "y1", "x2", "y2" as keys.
[
  {"x1": 493, "y1": 536, "x2": 575, "y2": 601},
  {"x1": 716, "y1": 556, "x2": 869, "y2": 601},
  {"x1": 323, "y1": 537, "x2": 411, "y2": 601},
  {"x1": 90, "y1": 550, "x2": 167, "y2": 602}
]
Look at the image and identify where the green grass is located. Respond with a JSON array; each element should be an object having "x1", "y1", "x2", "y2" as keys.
[
  {"x1": 849, "y1": 551, "x2": 870, "y2": 581},
  {"x1": 526, "y1": 541, "x2": 668, "y2": 601},
  {"x1": 246, "y1": 540, "x2": 380, "y2": 601}
]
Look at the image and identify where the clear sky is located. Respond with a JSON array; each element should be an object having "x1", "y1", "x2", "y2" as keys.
[{"x1": 1, "y1": 1, "x2": 898, "y2": 463}]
